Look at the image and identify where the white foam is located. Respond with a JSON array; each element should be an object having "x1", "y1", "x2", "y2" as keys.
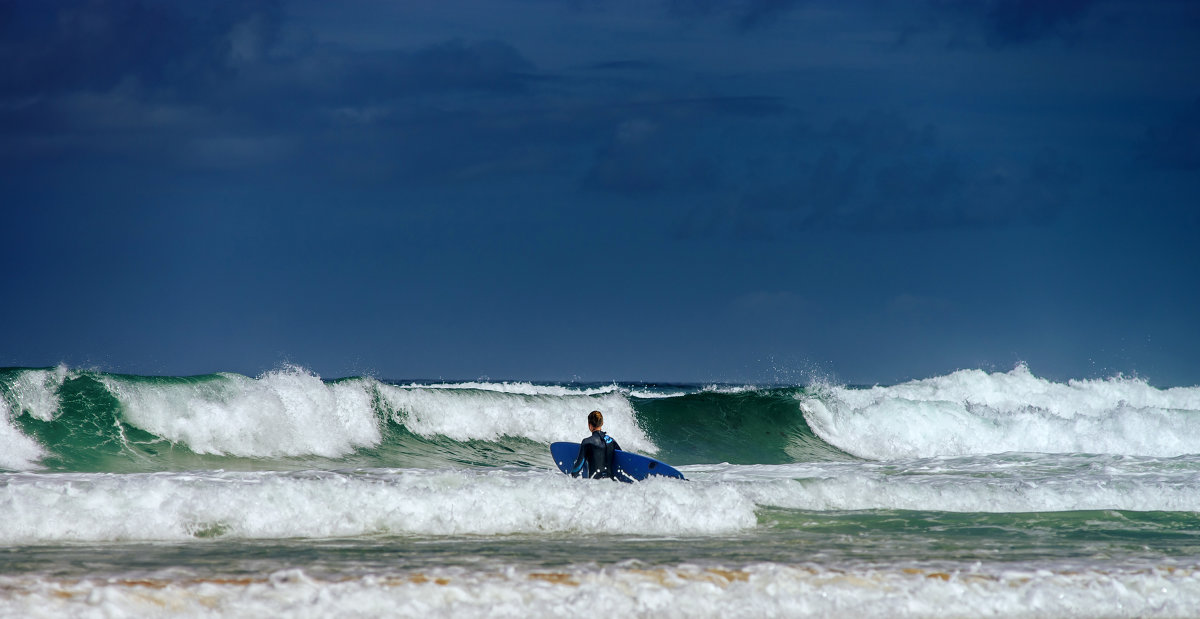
[
  {"x1": 88, "y1": 368, "x2": 656, "y2": 458},
  {"x1": 624, "y1": 389, "x2": 687, "y2": 399},
  {"x1": 1, "y1": 366, "x2": 658, "y2": 462},
  {"x1": 0, "y1": 469, "x2": 752, "y2": 543},
  {"x1": 702, "y1": 384, "x2": 759, "y2": 394},
  {"x1": 391, "y1": 381, "x2": 620, "y2": 397},
  {"x1": 377, "y1": 385, "x2": 657, "y2": 453},
  {"x1": 2, "y1": 364, "x2": 69, "y2": 421},
  {"x1": 694, "y1": 456, "x2": 1200, "y2": 513},
  {"x1": 100, "y1": 367, "x2": 384, "y2": 458},
  {"x1": 6, "y1": 454, "x2": 1200, "y2": 544},
  {"x1": 0, "y1": 366, "x2": 67, "y2": 470},
  {"x1": 4, "y1": 563, "x2": 1200, "y2": 618},
  {"x1": 0, "y1": 401, "x2": 43, "y2": 471},
  {"x1": 800, "y1": 365, "x2": 1200, "y2": 459}
]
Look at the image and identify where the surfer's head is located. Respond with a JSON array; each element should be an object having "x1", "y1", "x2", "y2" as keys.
[{"x1": 587, "y1": 410, "x2": 603, "y2": 431}]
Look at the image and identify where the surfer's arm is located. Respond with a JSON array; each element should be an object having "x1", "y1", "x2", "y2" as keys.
[{"x1": 569, "y1": 445, "x2": 586, "y2": 477}]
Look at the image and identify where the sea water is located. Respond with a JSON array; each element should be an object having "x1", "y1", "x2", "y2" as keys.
[{"x1": 2, "y1": 364, "x2": 1200, "y2": 617}]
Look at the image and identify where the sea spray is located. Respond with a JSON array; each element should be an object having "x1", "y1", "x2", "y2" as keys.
[
  {"x1": 0, "y1": 401, "x2": 43, "y2": 470},
  {"x1": 0, "y1": 366, "x2": 68, "y2": 469}
]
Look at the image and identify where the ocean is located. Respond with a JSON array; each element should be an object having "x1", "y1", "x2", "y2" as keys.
[{"x1": 3, "y1": 363, "x2": 1200, "y2": 617}]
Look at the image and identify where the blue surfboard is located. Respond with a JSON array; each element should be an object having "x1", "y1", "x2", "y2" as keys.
[{"x1": 550, "y1": 442, "x2": 685, "y2": 482}]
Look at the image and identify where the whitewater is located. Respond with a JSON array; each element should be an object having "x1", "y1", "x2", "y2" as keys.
[{"x1": 3, "y1": 364, "x2": 1200, "y2": 617}]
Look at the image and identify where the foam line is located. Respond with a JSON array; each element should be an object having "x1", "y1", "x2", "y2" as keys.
[
  {"x1": 4, "y1": 564, "x2": 1200, "y2": 618},
  {"x1": 7, "y1": 455, "x2": 1200, "y2": 544},
  {"x1": 0, "y1": 469, "x2": 752, "y2": 543},
  {"x1": 698, "y1": 455, "x2": 1200, "y2": 513}
]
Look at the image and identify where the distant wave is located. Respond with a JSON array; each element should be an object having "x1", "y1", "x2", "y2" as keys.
[{"x1": 798, "y1": 364, "x2": 1200, "y2": 459}]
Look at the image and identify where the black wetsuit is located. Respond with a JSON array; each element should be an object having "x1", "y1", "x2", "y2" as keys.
[{"x1": 570, "y1": 430, "x2": 621, "y2": 480}]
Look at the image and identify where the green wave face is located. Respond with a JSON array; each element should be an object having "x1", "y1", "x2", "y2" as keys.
[
  {"x1": 6, "y1": 371, "x2": 280, "y2": 472},
  {"x1": 11, "y1": 364, "x2": 1200, "y2": 473},
  {"x1": 14, "y1": 372, "x2": 142, "y2": 471},
  {"x1": 1, "y1": 368, "x2": 850, "y2": 473},
  {"x1": 634, "y1": 389, "x2": 856, "y2": 465}
]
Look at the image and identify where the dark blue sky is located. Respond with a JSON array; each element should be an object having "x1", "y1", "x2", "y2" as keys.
[{"x1": 2, "y1": 0, "x2": 1198, "y2": 385}]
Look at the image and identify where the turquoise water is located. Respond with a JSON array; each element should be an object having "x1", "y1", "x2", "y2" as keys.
[{"x1": 3, "y1": 365, "x2": 1200, "y2": 617}]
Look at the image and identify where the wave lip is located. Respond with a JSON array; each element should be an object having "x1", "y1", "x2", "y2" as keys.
[
  {"x1": 799, "y1": 365, "x2": 1200, "y2": 460},
  {"x1": 100, "y1": 367, "x2": 385, "y2": 459},
  {"x1": 0, "y1": 366, "x2": 70, "y2": 470},
  {"x1": 377, "y1": 384, "x2": 654, "y2": 452},
  {"x1": 389, "y1": 381, "x2": 621, "y2": 397}
]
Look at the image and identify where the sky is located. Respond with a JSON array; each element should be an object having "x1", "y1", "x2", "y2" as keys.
[{"x1": 1, "y1": 0, "x2": 1198, "y2": 385}]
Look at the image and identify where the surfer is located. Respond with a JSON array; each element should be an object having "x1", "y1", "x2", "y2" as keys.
[{"x1": 569, "y1": 410, "x2": 622, "y2": 480}]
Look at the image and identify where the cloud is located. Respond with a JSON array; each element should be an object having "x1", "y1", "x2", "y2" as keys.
[
  {"x1": 582, "y1": 118, "x2": 717, "y2": 194},
  {"x1": 0, "y1": 0, "x2": 1092, "y2": 208},
  {"x1": 976, "y1": 0, "x2": 1098, "y2": 46},
  {"x1": 184, "y1": 135, "x2": 295, "y2": 169},
  {"x1": 585, "y1": 60, "x2": 657, "y2": 72},
  {"x1": 1, "y1": 1, "x2": 538, "y2": 107},
  {"x1": 695, "y1": 96, "x2": 789, "y2": 118},
  {"x1": 0, "y1": 0, "x2": 283, "y2": 98},
  {"x1": 681, "y1": 111, "x2": 1080, "y2": 237},
  {"x1": 909, "y1": 0, "x2": 1102, "y2": 49},
  {"x1": 394, "y1": 40, "x2": 537, "y2": 94},
  {"x1": 578, "y1": 96, "x2": 785, "y2": 195},
  {"x1": 734, "y1": 0, "x2": 806, "y2": 31},
  {"x1": 182, "y1": 39, "x2": 538, "y2": 120},
  {"x1": 666, "y1": 0, "x2": 806, "y2": 31},
  {"x1": 0, "y1": 1, "x2": 546, "y2": 177}
]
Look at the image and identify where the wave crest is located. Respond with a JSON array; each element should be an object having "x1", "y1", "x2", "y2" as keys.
[{"x1": 800, "y1": 364, "x2": 1200, "y2": 459}]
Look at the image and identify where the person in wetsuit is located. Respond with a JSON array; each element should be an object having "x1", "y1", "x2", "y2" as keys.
[{"x1": 569, "y1": 410, "x2": 622, "y2": 480}]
